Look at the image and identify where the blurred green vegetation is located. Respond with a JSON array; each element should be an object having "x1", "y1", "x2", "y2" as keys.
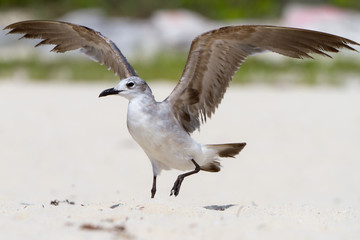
[
  {"x1": 1, "y1": 1, "x2": 359, "y2": 85},
  {"x1": 1, "y1": 54, "x2": 359, "y2": 85},
  {"x1": 1, "y1": 0, "x2": 360, "y2": 19}
]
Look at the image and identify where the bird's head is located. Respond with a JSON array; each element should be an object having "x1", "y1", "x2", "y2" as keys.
[{"x1": 98, "y1": 77, "x2": 152, "y2": 100}]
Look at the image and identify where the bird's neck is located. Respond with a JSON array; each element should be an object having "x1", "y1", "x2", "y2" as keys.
[
  {"x1": 128, "y1": 93, "x2": 156, "y2": 109},
  {"x1": 127, "y1": 93, "x2": 158, "y2": 134}
]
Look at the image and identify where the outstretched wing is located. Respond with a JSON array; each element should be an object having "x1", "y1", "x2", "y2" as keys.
[
  {"x1": 165, "y1": 25, "x2": 359, "y2": 133},
  {"x1": 4, "y1": 20, "x2": 137, "y2": 79}
]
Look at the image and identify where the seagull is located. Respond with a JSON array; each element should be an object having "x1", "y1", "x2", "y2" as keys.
[{"x1": 5, "y1": 20, "x2": 359, "y2": 198}]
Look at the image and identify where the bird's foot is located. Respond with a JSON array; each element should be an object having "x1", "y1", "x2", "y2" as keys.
[{"x1": 170, "y1": 176, "x2": 184, "y2": 197}]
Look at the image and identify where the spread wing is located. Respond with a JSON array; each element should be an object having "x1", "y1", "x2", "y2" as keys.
[
  {"x1": 4, "y1": 20, "x2": 137, "y2": 79},
  {"x1": 165, "y1": 25, "x2": 359, "y2": 133}
]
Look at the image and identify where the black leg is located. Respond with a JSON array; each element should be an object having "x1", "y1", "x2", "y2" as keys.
[
  {"x1": 170, "y1": 159, "x2": 200, "y2": 197},
  {"x1": 151, "y1": 175, "x2": 157, "y2": 198}
]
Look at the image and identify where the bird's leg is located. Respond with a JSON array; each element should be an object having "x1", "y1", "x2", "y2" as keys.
[
  {"x1": 170, "y1": 159, "x2": 200, "y2": 197},
  {"x1": 151, "y1": 175, "x2": 157, "y2": 198}
]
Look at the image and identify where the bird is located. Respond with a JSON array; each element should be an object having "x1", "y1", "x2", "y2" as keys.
[{"x1": 4, "y1": 20, "x2": 359, "y2": 198}]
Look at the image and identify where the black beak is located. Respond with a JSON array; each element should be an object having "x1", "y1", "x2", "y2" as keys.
[{"x1": 98, "y1": 88, "x2": 121, "y2": 98}]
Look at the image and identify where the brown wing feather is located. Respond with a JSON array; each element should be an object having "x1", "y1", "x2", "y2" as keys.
[
  {"x1": 4, "y1": 20, "x2": 137, "y2": 79},
  {"x1": 166, "y1": 25, "x2": 359, "y2": 133}
]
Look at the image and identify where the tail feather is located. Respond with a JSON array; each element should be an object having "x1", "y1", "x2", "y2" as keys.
[
  {"x1": 206, "y1": 143, "x2": 247, "y2": 158},
  {"x1": 200, "y1": 160, "x2": 221, "y2": 172},
  {"x1": 201, "y1": 143, "x2": 246, "y2": 172}
]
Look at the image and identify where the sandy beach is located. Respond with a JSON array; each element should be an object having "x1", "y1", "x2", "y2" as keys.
[{"x1": 1, "y1": 80, "x2": 359, "y2": 239}]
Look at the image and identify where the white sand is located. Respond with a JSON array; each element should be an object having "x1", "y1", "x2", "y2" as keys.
[{"x1": 1, "y1": 80, "x2": 359, "y2": 240}]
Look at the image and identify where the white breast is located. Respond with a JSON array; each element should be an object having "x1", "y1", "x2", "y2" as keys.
[{"x1": 126, "y1": 99, "x2": 203, "y2": 171}]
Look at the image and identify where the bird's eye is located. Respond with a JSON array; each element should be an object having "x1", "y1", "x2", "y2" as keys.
[{"x1": 126, "y1": 81, "x2": 135, "y2": 88}]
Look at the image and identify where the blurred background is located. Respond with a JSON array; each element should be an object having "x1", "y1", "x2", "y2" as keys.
[
  {"x1": 1, "y1": 2, "x2": 360, "y2": 230},
  {"x1": 1, "y1": 0, "x2": 359, "y2": 85}
]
